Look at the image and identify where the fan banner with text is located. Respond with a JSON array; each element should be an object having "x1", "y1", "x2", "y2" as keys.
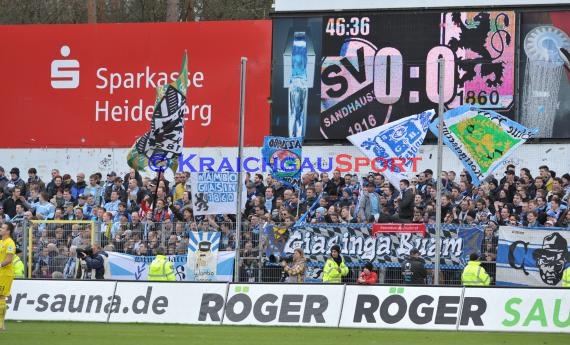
[
  {"x1": 271, "y1": 11, "x2": 516, "y2": 140},
  {"x1": 190, "y1": 171, "x2": 247, "y2": 216},
  {"x1": 0, "y1": 21, "x2": 271, "y2": 148},
  {"x1": 261, "y1": 136, "x2": 303, "y2": 187},
  {"x1": 429, "y1": 105, "x2": 538, "y2": 186},
  {"x1": 279, "y1": 224, "x2": 483, "y2": 274},
  {"x1": 496, "y1": 226, "x2": 570, "y2": 287}
]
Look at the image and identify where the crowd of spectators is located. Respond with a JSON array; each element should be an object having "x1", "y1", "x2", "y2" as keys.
[{"x1": 0, "y1": 163, "x2": 569, "y2": 280}]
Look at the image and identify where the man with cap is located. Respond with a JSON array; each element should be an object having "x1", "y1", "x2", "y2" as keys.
[
  {"x1": 402, "y1": 248, "x2": 427, "y2": 285},
  {"x1": 423, "y1": 169, "x2": 435, "y2": 185},
  {"x1": 103, "y1": 171, "x2": 117, "y2": 203},
  {"x1": 4, "y1": 168, "x2": 26, "y2": 197},
  {"x1": 322, "y1": 244, "x2": 349, "y2": 283},
  {"x1": 461, "y1": 253, "x2": 491, "y2": 286},
  {"x1": 532, "y1": 232, "x2": 570, "y2": 286},
  {"x1": 500, "y1": 164, "x2": 518, "y2": 185}
]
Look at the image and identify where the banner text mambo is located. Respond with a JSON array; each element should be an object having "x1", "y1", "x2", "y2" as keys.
[{"x1": 149, "y1": 153, "x2": 422, "y2": 174}]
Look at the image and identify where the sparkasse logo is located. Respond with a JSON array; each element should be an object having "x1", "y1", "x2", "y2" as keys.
[{"x1": 51, "y1": 45, "x2": 80, "y2": 89}]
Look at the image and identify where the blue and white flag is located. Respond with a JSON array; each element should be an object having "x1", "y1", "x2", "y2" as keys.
[
  {"x1": 347, "y1": 109, "x2": 435, "y2": 190},
  {"x1": 187, "y1": 231, "x2": 220, "y2": 282},
  {"x1": 429, "y1": 105, "x2": 538, "y2": 186},
  {"x1": 496, "y1": 226, "x2": 570, "y2": 287},
  {"x1": 262, "y1": 136, "x2": 303, "y2": 188},
  {"x1": 107, "y1": 251, "x2": 235, "y2": 282}
]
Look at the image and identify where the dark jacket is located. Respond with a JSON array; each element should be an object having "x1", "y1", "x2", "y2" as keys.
[
  {"x1": 4, "y1": 177, "x2": 26, "y2": 196},
  {"x1": 84, "y1": 251, "x2": 108, "y2": 280},
  {"x1": 2, "y1": 196, "x2": 26, "y2": 218},
  {"x1": 398, "y1": 188, "x2": 415, "y2": 221},
  {"x1": 71, "y1": 181, "x2": 87, "y2": 200},
  {"x1": 402, "y1": 256, "x2": 427, "y2": 285}
]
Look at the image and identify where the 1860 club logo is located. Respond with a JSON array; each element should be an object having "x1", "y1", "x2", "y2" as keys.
[{"x1": 320, "y1": 11, "x2": 515, "y2": 139}]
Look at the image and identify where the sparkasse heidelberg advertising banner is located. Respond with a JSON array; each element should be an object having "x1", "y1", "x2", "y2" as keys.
[{"x1": 0, "y1": 21, "x2": 271, "y2": 148}]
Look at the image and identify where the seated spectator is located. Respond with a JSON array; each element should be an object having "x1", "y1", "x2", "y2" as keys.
[{"x1": 357, "y1": 262, "x2": 378, "y2": 284}]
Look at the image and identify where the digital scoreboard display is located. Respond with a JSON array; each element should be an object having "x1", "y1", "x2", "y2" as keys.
[{"x1": 271, "y1": 11, "x2": 517, "y2": 140}]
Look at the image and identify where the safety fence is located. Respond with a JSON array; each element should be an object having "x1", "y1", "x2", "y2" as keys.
[
  {"x1": 14, "y1": 220, "x2": 501, "y2": 285},
  {"x1": 6, "y1": 280, "x2": 568, "y2": 333}
]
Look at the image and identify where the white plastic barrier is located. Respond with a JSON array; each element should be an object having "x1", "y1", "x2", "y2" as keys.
[
  {"x1": 459, "y1": 287, "x2": 570, "y2": 333},
  {"x1": 220, "y1": 284, "x2": 344, "y2": 327},
  {"x1": 339, "y1": 285, "x2": 465, "y2": 330},
  {"x1": 6, "y1": 280, "x2": 116, "y2": 322},
  {"x1": 108, "y1": 282, "x2": 228, "y2": 324},
  {"x1": 6, "y1": 280, "x2": 229, "y2": 324},
  {"x1": 5, "y1": 280, "x2": 570, "y2": 333}
]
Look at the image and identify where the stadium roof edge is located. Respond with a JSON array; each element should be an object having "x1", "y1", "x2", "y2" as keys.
[{"x1": 272, "y1": 0, "x2": 570, "y2": 12}]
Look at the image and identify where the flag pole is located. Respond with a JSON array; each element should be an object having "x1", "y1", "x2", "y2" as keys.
[
  {"x1": 296, "y1": 180, "x2": 301, "y2": 219},
  {"x1": 234, "y1": 57, "x2": 247, "y2": 283},
  {"x1": 152, "y1": 170, "x2": 162, "y2": 220},
  {"x1": 434, "y1": 58, "x2": 445, "y2": 285}
]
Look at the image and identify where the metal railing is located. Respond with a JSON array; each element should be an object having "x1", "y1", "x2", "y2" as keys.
[{"x1": 7, "y1": 219, "x2": 499, "y2": 285}]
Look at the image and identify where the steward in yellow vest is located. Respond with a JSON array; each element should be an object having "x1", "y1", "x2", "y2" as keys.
[
  {"x1": 461, "y1": 253, "x2": 491, "y2": 286},
  {"x1": 148, "y1": 247, "x2": 175, "y2": 281},
  {"x1": 322, "y1": 245, "x2": 349, "y2": 283},
  {"x1": 12, "y1": 248, "x2": 24, "y2": 279},
  {"x1": 562, "y1": 266, "x2": 570, "y2": 287}
]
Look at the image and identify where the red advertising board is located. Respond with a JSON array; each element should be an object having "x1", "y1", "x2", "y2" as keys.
[
  {"x1": 0, "y1": 21, "x2": 271, "y2": 148},
  {"x1": 372, "y1": 223, "x2": 426, "y2": 236}
]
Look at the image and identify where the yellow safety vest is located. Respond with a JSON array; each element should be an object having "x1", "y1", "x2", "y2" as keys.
[
  {"x1": 562, "y1": 267, "x2": 570, "y2": 288},
  {"x1": 461, "y1": 261, "x2": 490, "y2": 286},
  {"x1": 148, "y1": 255, "x2": 176, "y2": 281},
  {"x1": 322, "y1": 258, "x2": 349, "y2": 283},
  {"x1": 12, "y1": 256, "x2": 25, "y2": 278}
]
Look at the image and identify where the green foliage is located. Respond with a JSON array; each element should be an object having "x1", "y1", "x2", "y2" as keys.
[{"x1": 0, "y1": 0, "x2": 273, "y2": 24}]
